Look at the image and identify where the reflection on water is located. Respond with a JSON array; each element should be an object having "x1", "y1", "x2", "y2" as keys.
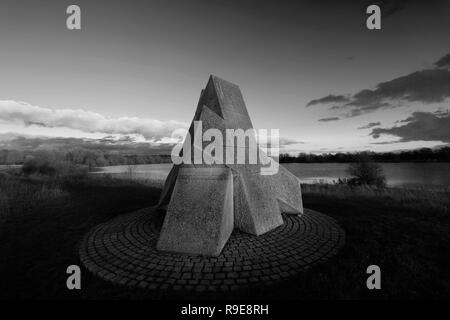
[
  {"x1": 93, "y1": 162, "x2": 450, "y2": 188},
  {"x1": 283, "y1": 163, "x2": 450, "y2": 187}
]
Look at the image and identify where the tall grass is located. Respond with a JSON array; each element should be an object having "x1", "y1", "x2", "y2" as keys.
[
  {"x1": 0, "y1": 157, "x2": 91, "y2": 218},
  {"x1": 0, "y1": 174, "x2": 68, "y2": 218},
  {"x1": 89, "y1": 170, "x2": 165, "y2": 189},
  {"x1": 0, "y1": 167, "x2": 164, "y2": 219},
  {"x1": 302, "y1": 183, "x2": 450, "y2": 216}
]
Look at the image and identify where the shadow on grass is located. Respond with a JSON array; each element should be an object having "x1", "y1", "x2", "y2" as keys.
[{"x1": 0, "y1": 175, "x2": 162, "y2": 299}]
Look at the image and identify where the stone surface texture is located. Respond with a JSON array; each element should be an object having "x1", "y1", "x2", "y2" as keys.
[{"x1": 157, "y1": 167, "x2": 234, "y2": 256}]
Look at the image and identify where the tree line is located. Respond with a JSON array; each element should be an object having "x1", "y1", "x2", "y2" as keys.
[
  {"x1": 1, "y1": 146, "x2": 449, "y2": 167},
  {"x1": 0, "y1": 148, "x2": 172, "y2": 168},
  {"x1": 279, "y1": 147, "x2": 450, "y2": 163}
]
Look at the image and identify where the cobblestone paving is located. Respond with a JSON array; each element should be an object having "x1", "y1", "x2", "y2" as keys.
[{"x1": 79, "y1": 207, "x2": 345, "y2": 292}]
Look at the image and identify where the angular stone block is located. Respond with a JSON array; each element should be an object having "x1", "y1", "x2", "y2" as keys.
[
  {"x1": 232, "y1": 166, "x2": 283, "y2": 235},
  {"x1": 157, "y1": 164, "x2": 180, "y2": 208},
  {"x1": 270, "y1": 165, "x2": 303, "y2": 215},
  {"x1": 157, "y1": 167, "x2": 234, "y2": 256}
]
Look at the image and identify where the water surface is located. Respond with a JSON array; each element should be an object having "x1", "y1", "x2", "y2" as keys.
[{"x1": 94, "y1": 162, "x2": 450, "y2": 187}]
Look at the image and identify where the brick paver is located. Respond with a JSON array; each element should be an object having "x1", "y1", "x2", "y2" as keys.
[{"x1": 79, "y1": 208, "x2": 345, "y2": 293}]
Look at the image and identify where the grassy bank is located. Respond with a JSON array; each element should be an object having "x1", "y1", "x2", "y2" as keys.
[
  {"x1": 0, "y1": 172, "x2": 449, "y2": 299},
  {"x1": 290, "y1": 183, "x2": 450, "y2": 299},
  {"x1": 0, "y1": 172, "x2": 161, "y2": 299}
]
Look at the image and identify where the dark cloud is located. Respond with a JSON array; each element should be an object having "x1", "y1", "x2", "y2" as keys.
[
  {"x1": 370, "y1": 111, "x2": 450, "y2": 143},
  {"x1": 351, "y1": 69, "x2": 450, "y2": 104},
  {"x1": 435, "y1": 53, "x2": 450, "y2": 69},
  {"x1": 306, "y1": 95, "x2": 349, "y2": 107},
  {"x1": 434, "y1": 108, "x2": 450, "y2": 116},
  {"x1": 318, "y1": 117, "x2": 340, "y2": 122},
  {"x1": 358, "y1": 122, "x2": 381, "y2": 129},
  {"x1": 307, "y1": 53, "x2": 450, "y2": 117}
]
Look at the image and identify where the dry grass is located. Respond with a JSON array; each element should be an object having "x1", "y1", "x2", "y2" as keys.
[
  {"x1": 302, "y1": 183, "x2": 450, "y2": 217},
  {"x1": 0, "y1": 174, "x2": 68, "y2": 218},
  {"x1": 0, "y1": 170, "x2": 163, "y2": 219},
  {"x1": 0, "y1": 172, "x2": 161, "y2": 300}
]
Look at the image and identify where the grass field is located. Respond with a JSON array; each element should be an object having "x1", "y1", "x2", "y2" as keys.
[{"x1": 1, "y1": 172, "x2": 449, "y2": 299}]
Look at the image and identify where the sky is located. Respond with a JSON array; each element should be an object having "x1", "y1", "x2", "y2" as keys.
[{"x1": 0, "y1": 0, "x2": 449, "y2": 154}]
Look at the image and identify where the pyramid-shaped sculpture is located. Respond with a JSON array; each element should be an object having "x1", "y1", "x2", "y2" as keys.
[{"x1": 157, "y1": 75, "x2": 303, "y2": 256}]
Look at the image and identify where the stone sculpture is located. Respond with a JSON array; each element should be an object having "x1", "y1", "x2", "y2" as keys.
[{"x1": 157, "y1": 75, "x2": 303, "y2": 256}]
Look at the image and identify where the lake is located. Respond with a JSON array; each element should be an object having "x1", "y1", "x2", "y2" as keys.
[{"x1": 93, "y1": 162, "x2": 450, "y2": 188}]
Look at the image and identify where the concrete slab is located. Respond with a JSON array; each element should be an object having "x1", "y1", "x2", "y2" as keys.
[{"x1": 157, "y1": 167, "x2": 234, "y2": 256}]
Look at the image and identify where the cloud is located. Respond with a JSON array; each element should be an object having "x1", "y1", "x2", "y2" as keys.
[
  {"x1": 307, "y1": 53, "x2": 450, "y2": 117},
  {"x1": 278, "y1": 137, "x2": 305, "y2": 146},
  {"x1": 0, "y1": 100, "x2": 188, "y2": 142},
  {"x1": 318, "y1": 117, "x2": 340, "y2": 122},
  {"x1": 306, "y1": 95, "x2": 350, "y2": 107},
  {"x1": 370, "y1": 140, "x2": 403, "y2": 145},
  {"x1": 256, "y1": 135, "x2": 305, "y2": 150},
  {"x1": 348, "y1": 69, "x2": 450, "y2": 110},
  {"x1": 370, "y1": 111, "x2": 450, "y2": 143},
  {"x1": 434, "y1": 53, "x2": 450, "y2": 69},
  {"x1": 0, "y1": 133, "x2": 175, "y2": 154},
  {"x1": 358, "y1": 122, "x2": 381, "y2": 129}
]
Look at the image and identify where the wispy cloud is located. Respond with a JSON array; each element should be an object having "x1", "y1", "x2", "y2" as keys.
[
  {"x1": 318, "y1": 117, "x2": 340, "y2": 122},
  {"x1": 358, "y1": 122, "x2": 381, "y2": 129},
  {"x1": 306, "y1": 95, "x2": 349, "y2": 107},
  {"x1": 370, "y1": 140, "x2": 403, "y2": 145},
  {"x1": 278, "y1": 137, "x2": 305, "y2": 146}
]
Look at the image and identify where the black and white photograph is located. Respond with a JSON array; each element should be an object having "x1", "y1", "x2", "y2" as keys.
[{"x1": 0, "y1": 0, "x2": 449, "y2": 312}]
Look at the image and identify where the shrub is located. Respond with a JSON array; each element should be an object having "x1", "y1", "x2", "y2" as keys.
[
  {"x1": 21, "y1": 156, "x2": 88, "y2": 179},
  {"x1": 347, "y1": 154, "x2": 386, "y2": 188},
  {"x1": 22, "y1": 156, "x2": 57, "y2": 176},
  {"x1": 0, "y1": 174, "x2": 67, "y2": 218}
]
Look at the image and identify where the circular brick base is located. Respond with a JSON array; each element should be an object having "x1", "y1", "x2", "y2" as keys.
[{"x1": 79, "y1": 207, "x2": 345, "y2": 293}]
